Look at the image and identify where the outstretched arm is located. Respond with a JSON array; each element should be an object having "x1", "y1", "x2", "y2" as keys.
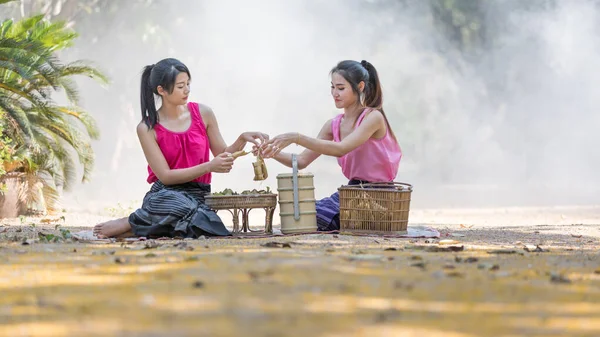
[
  {"x1": 263, "y1": 110, "x2": 386, "y2": 159},
  {"x1": 270, "y1": 119, "x2": 334, "y2": 169},
  {"x1": 201, "y1": 104, "x2": 268, "y2": 156}
]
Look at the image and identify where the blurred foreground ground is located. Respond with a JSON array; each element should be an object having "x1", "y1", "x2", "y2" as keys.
[{"x1": 0, "y1": 206, "x2": 599, "y2": 336}]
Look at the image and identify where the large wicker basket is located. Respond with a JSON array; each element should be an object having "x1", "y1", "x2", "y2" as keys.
[{"x1": 338, "y1": 182, "x2": 412, "y2": 235}]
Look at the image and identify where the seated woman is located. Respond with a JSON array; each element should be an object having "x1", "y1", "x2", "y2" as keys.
[
  {"x1": 261, "y1": 60, "x2": 401, "y2": 231},
  {"x1": 94, "y1": 58, "x2": 268, "y2": 238}
]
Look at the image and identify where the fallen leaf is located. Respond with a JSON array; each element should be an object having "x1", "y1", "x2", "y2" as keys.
[
  {"x1": 463, "y1": 257, "x2": 479, "y2": 263},
  {"x1": 92, "y1": 250, "x2": 116, "y2": 256},
  {"x1": 373, "y1": 309, "x2": 402, "y2": 323},
  {"x1": 192, "y1": 281, "x2": 205, "y2": 289},
  {"x1": 248, "y1": 270, "x2": 275, "y2": 281},
  {"x1": 443, "y1": 264, "x2": 456, "y2": 269},
  {"x1": 487, "y1": 249, "x2": 518, "y2": 255},
  {"x1": 261, "y1": 242, "x2": 291, "y2": 248},
  {"x1": 460, "y1": 224, "x2": 473, "y2": 228},
  {"x1": 40, "y1": 218, "x2": 61, "y2": 224},
  {"x1": 478, "y1": 263, "x2": 498, "y2": 270},
  {"x1": 431, "y1": 245, "x2": 464, "y2": 252},
  {"x1": 446, "y1": 271, "x2": 464, "y2": 278},
  {"x1": 411, "y1": 262, "x2": 426, "y2": 269},
  {"x1": 571, "y1": 234, "x2": 583, "y2": 238},
  {"x1": 405, "y1": 245, "x2": 464, "y2": 252},
  {"x1": 550, "y1": 273, "x2": 571, "y2": 284},
  {"x1": 384, "y1": 248, "x2": 398, "y2": 251},
  {"x1": 393, "y1": 281, "x2": 414, "y2": 291},
  {"x1": 143, "y1": 240, "x2": 162, "y2": 249},
  {"x1": 594, "y1": 269, "x2": 600, "y2": 275},
  {"x1": 524, "y1": 245, "x2": 545, "y2": 253}
]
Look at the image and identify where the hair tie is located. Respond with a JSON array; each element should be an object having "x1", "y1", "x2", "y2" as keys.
[{"x1": 360, "y1": 60, "x2": 369, "y2": 69}]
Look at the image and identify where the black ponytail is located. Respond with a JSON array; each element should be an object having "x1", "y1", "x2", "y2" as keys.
[
  {"x1": 139, "y1": 58, "x2": 191, "y2": 129},
  {"x1": 330, "y1": 60, "x2": 397, "y2": 141},
  {"x1": 140, "y1": 64, "x2": 157, "y2": 128},
  {"x1": 360, "y1": 60, "x2": 383, "y2": 112}
]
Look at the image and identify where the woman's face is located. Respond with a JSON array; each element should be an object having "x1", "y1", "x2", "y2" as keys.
[
  {"x1": 331, "y1": 72, "x2": 360, "y2": 109},
  {"x1": 160, "y1": 72, "x2": 190, "y2": 105}
]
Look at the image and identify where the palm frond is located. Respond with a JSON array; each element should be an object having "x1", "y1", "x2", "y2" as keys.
[
  {"x1": 61, "y1": 61, "x2": 109, "y2": 86},
  {"x1": 0, "y1": 12, "x2": 108, "y2": 214}
]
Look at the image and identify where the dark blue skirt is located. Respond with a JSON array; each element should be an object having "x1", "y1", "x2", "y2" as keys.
[{"x1": 128, "y1": 181, "x2": 231, "y2": 238}]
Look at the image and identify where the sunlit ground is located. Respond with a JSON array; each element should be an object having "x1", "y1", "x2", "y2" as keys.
[{"x1": 1, "y1": 207, "x2": 599, "y2": 337}]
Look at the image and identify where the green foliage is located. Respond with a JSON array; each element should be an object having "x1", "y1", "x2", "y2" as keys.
[{"x1": 0, "y1": 11, "x2": 108, "y2": 213}]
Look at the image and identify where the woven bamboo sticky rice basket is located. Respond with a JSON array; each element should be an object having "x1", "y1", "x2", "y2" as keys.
[
  {"x1": 204, "y1": 194, "x2": 277, "y2": 209},
  {"x1": 338, "y1": 182, "x2": 412, "y2": 235}
]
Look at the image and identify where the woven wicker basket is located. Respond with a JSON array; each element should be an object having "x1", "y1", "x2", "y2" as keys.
[
  {"x1": 338, "y1": 182, "x2": 412, "y2": 235},
  {"x1": 205, "y1": 194, "x2": 277, "y2": 209}
]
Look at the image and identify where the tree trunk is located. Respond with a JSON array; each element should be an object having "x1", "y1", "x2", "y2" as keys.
[{"x1": 0, "y1": 175, "x2": 26, "y2": 218}]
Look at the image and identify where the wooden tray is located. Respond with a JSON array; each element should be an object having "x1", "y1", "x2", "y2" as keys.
[{"x1": 205, "y1": 194, "x2": 277, "y2": 209}]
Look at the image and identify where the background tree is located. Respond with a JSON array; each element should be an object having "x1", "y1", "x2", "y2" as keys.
[{"x1": 0, "y1": 10, "x2": 107, "y2": 215}]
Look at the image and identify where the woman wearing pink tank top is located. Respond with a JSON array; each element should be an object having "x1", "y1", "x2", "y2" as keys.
[
  {"x1": 262, "y1": 60, "x2": 402, "y2": 231},
  {"x1": 94, "y1": 58, "x2": 268, "y2": 238}
]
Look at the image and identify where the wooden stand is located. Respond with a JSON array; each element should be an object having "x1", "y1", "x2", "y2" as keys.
[{"x1": 205, "y1": 194, "x2": 277, "y2": 234}]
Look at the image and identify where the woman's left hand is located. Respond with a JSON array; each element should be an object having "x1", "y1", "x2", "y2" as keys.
[
  {"x1": 241, "y1": 131, "x2": 269, "y2": 147},
  {"x1": 262, "y1": 132, "x2": 299, "y2": 158}
]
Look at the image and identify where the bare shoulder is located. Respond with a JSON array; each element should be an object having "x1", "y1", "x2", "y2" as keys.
[
  {"x1": 197, "y1": 102, "x2": 216, "y2": 125},
  {"x1": 363, "y1": 109, "x2": 385, "y2": 120},
  {"x1": 198, "y1": 103, "x2": 215, "y2": 117},
  {"x1": 136, "y1": 121, "x2": 155, "y2": 138},
  {"x1": 361, "y1": 109, "x2": 386, "y2": 127}
]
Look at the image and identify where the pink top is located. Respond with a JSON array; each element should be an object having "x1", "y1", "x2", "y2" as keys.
[
  {"x1": 332, "y1": 108, "x2": 402, "y2": 182},
  {"x1": 147, "y1": 102, "x2": 212, "y2": 184}
]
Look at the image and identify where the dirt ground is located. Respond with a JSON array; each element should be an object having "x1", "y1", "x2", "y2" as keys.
[{"x1": 0, "y1": 206, "x2": 599, "y2": 337}]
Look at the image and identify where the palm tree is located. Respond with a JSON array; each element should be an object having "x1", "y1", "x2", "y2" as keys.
[{"x1": 0, "y1": 14, "x2": 108, "y2": 215}]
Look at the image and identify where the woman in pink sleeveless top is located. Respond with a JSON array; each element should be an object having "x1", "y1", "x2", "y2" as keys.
[
  {"x1": 262, "y1": 60, "x2": 402, "y2": 231},
  {"x1": 94, "y1": 58, "x2": 268, "y2": 238}
]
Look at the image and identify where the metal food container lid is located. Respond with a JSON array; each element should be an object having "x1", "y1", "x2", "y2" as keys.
[{"x1": 276, "y1": 172, "x2": 314, "y2": 178}]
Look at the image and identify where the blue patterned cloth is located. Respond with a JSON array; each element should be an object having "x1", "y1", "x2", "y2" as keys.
[{"x1": 128, "y1": 181, "x2": 231, "y2": 238}]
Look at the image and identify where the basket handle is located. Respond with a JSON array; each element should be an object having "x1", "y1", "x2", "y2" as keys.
[{"x1": 292, "y1": 154, "x2": 300, "y2": 220}]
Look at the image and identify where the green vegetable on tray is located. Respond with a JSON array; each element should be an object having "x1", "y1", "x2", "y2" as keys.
[{"x1": 211, "y1": 186, "x2": 272, "y2": 196}]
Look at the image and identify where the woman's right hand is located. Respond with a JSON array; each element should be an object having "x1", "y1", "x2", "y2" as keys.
[{"x1": 209, "y1": 152, "x2": 234, "y2": 173}]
